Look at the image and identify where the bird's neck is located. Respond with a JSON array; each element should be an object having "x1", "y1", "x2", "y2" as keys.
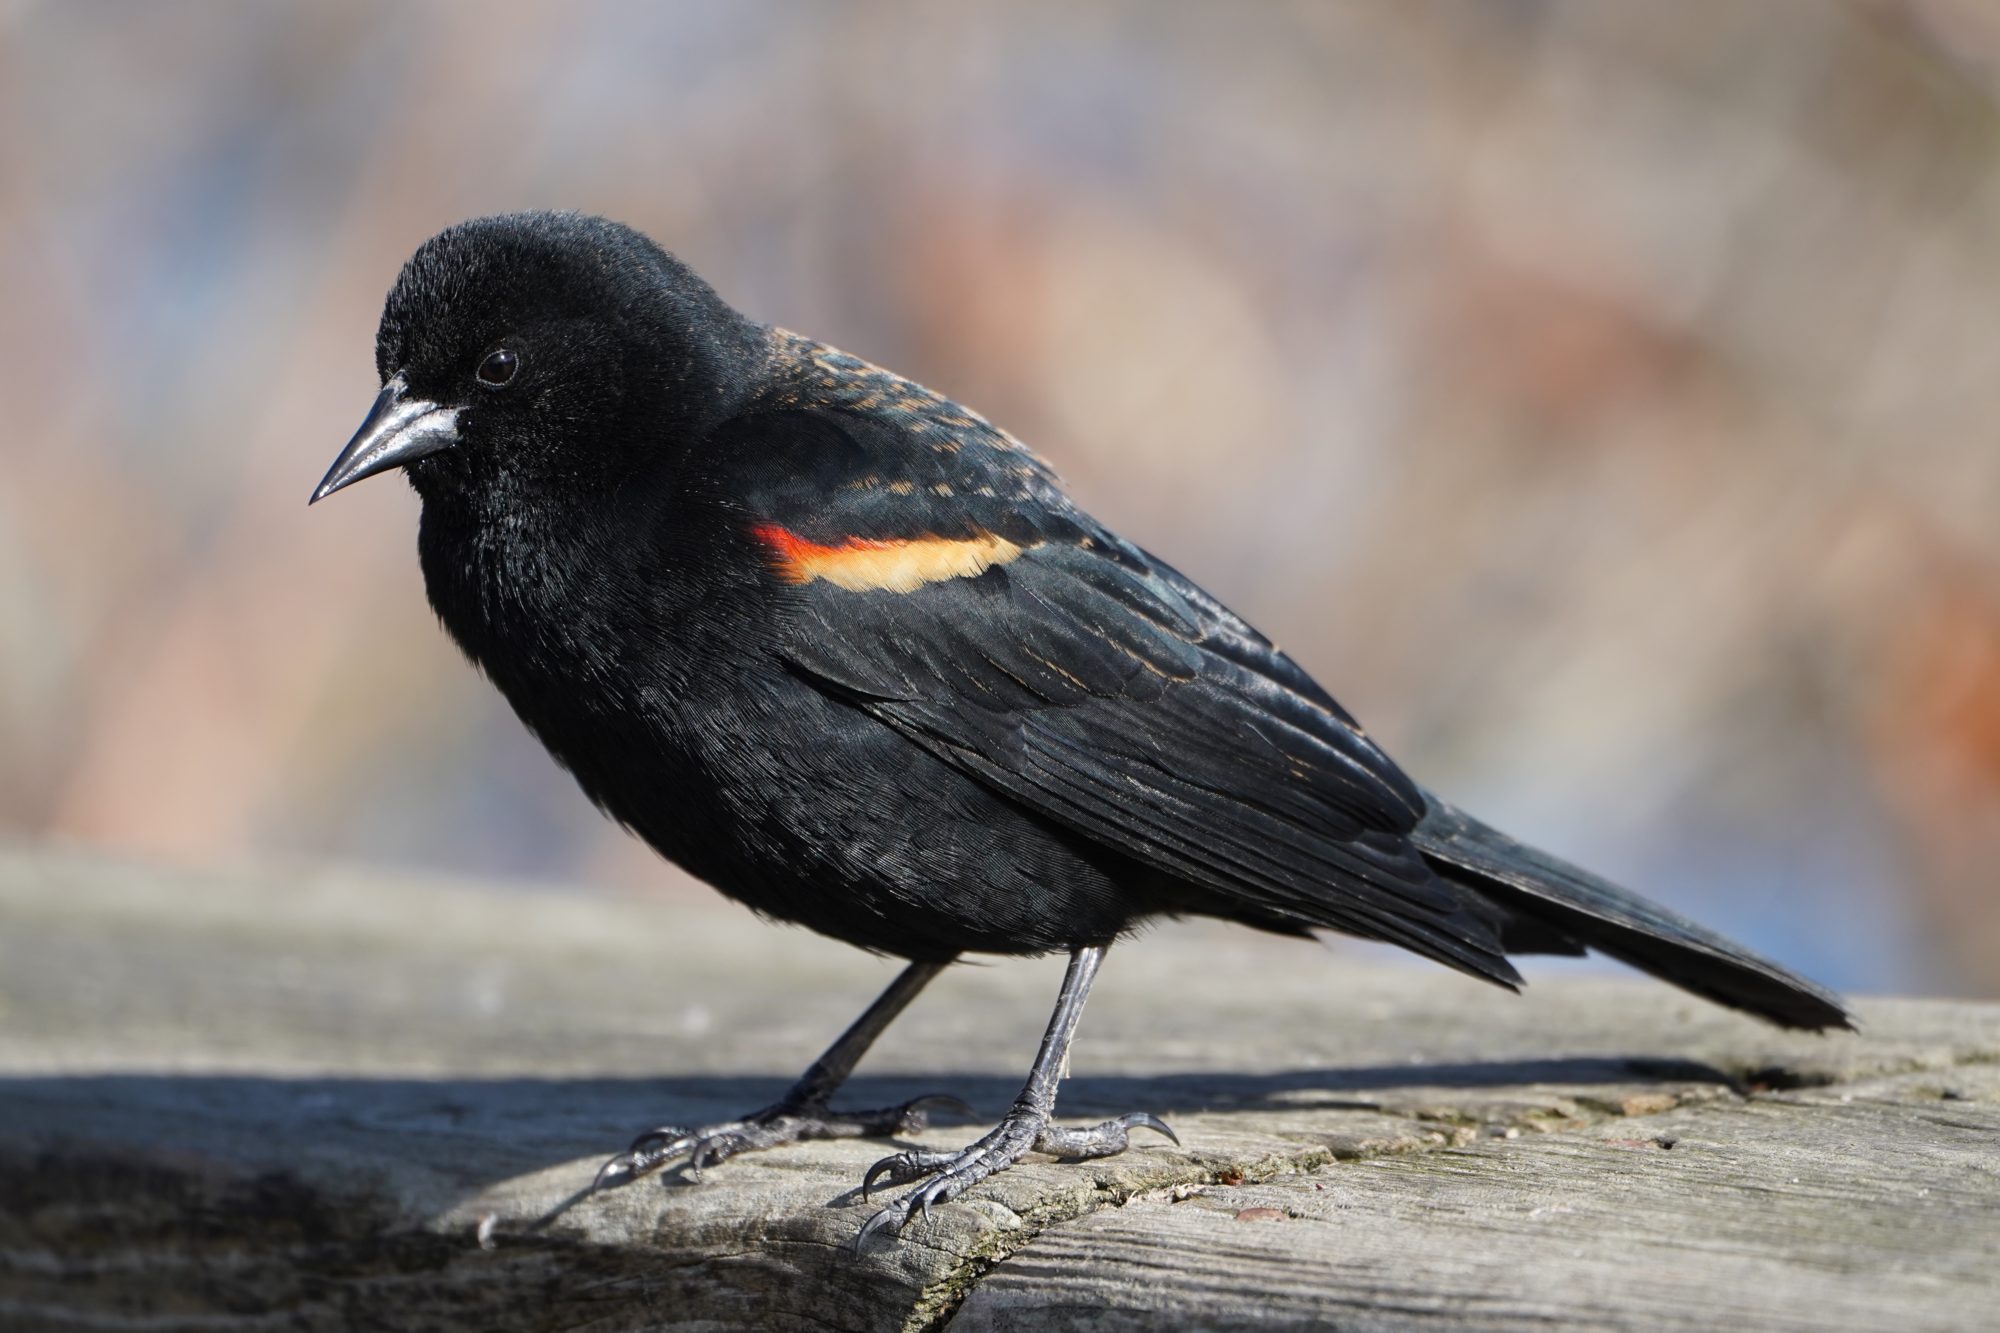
[
  {"x1": 419, "y1": 491, "x2": 623, "y2": 688},
  {"x1": 414, "y1": 473, "x2": 757, "y2": 716}
]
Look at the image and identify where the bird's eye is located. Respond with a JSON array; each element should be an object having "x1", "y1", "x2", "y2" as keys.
[{"x1": 476, "y1": 348, "x2": 520, "y2": 387}]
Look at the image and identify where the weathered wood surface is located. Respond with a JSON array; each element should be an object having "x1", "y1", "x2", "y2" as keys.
[{"x1": 1, "y1": 845, "x2": 1995, "y2": 1332}]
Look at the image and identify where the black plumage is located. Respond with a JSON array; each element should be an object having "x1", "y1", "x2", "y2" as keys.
[{"x1": 313, "y1": 212, "x2": 1850, "y2": 1241}]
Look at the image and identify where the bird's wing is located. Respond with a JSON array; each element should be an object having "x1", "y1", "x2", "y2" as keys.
[{"x1": 713, "y1": 391, "x2": 1518, "y2": 984}]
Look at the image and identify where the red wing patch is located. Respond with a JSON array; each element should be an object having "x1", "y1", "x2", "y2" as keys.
[{"x1": 752, "y1": 523, "x2": 1027, "y2": 593}]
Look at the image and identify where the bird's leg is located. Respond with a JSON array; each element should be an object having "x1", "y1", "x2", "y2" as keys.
[
  {"x1": 855, "y1": 946, "x2": 1178, "y2": 1244},
  {"x1": 594, "y1": 958, "x2": 965, "y2": 1189}
]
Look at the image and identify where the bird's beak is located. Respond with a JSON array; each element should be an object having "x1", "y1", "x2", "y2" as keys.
[{"x1": 310, "y1": 373, "x2": 461, "y2": 504}]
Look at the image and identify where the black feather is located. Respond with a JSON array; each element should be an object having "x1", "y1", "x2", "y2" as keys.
[
  {"x1": 1413, "y1": 797, "x2": 1853, "y2": 1030},
  {"x1": 318, "y1": 210, "x2": 1852, "y2": 1034}
]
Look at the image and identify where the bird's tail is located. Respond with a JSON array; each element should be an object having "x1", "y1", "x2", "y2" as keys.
[{"x1": 1413, "y1": 794, "x2": 1853, "y2": 1031}]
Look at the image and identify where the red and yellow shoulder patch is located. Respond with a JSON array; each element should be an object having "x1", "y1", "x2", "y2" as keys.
[{"x1": 752, "y1": 523, "x2": 1026, "y2": 593}]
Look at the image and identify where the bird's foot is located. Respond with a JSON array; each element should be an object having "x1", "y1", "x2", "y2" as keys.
[
  {"x1": 854, "y1": 1107, "x2": 1177, "y2": 1244},
  {"x1": 592, "y1": 1092, "x2": 973, "y2": 1190}
]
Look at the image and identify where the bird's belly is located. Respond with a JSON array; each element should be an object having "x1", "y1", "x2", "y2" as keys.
[{"x1": 546, "y1": 680, "x2": 1152, "y2": 960}]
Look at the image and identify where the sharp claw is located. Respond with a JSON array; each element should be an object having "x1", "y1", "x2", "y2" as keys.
[
  {"x1": 1124, "y1": 1112, "x2": 1180, "y2": 1147},
  {"x1": 861, "y1": 1152, "x2": 906, "y2": 1202},
  {"x1": 592, "y1": 1154, "x2": 636, "y2": 1192},
  {"x1": 846, "y1": 1104, "x2": 1174, "y2": 1247},
  {"x1": 907, "y1": 1093, "x2": 976, "y2": 1120},
  {"x1": 851, "y1": 1203, "x2": 906, "y2": 1251}
]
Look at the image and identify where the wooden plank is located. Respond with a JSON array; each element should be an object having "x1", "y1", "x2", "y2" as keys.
[
  {"x1": 0, "y1": 845, "x2": 1995, "y2": 1331},
  {"x1": 957, "y1": 1071, "x2": 2000, "y2": 1331}
]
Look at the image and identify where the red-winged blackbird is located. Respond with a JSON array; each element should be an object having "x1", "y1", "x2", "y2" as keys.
[{"x1": 313, "y1": 212, "x2": 1850, "y2": 1243}]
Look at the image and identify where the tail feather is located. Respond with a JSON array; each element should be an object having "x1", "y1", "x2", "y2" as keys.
[{"x1": 1413, "y1": 794, "x2": 1854, "y2": 1032}]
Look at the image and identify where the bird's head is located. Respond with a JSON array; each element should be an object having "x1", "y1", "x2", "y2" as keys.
[{"x1": 311, "y1": 211, "x2": 761, "y2": 510}]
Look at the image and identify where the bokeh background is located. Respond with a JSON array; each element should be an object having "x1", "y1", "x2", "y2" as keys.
[{"x1": 3, "y1": 2, "x2": 1997, "y2": 996}]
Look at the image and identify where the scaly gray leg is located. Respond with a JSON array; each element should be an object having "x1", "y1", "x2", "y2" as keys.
[
  {"x1": 594, "y1": 958, "x2": 965, "y2": 1189},
  {"x1": 855, "y1": 946, "x2": 1178, "y2": 1244}
]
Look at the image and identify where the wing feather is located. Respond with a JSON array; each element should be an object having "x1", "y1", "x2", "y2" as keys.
[
  {"x1": 719, "y1": 390, "x2": 1518, "y2": 983},
  {"x1": 773, "y1": 544, "x2": 1518, "y2": 982},
  {"x1": 704, "y1": 375, "x2": 1846, "y2": 1026}
]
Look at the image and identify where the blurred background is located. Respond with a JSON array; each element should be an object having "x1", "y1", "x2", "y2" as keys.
[{"x1": 3, "y1": 1, "x2": 1997, "y2": 997}]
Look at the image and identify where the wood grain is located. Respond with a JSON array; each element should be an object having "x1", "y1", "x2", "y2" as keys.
[{"x1": 1, "y1": 846, "x2": 1994, "y2": 1331}]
